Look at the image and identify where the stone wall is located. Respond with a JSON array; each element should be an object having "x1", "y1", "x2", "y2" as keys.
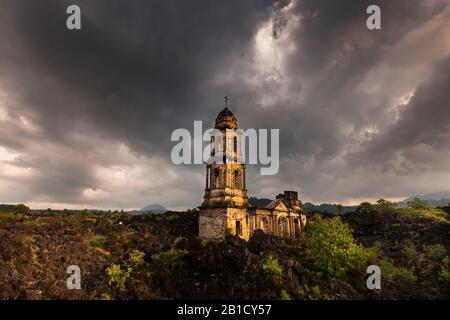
[
  {"x1": 199, "y1": 207, "x2": 306, "y2": 240},
  {"x1": 225, "y1": 207, "x2": 250, "y2": 240},
  {"x1": 199, "y1": 208, "x2": 227, "y2": 240}
]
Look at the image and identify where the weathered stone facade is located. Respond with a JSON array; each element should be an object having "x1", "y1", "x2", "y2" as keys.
[{"x1": 199, "y1": 102, "x2": 307, "y2": 241}]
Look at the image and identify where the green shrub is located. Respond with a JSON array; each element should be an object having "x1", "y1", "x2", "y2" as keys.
[
  {"x1": 174, "y1": 236, "x2": 185, "y2": 245},
  {"x1": 356, "y1": 202, "x2": 376, "y2": 214},
  {"x1": 305, "y1": 216, "x2": 367, "y2": 279},
  {"x1": 378, "y1": 259, "x2": 397, "y2": 282},
  {"x1": 403, "y1": 243, "x2": 418, "y2": 262},
  {"x1": 407, "y1": 198, "x2": 430, "y2": 210},
  {"x1": 397, "y1": 208, "x2": 448, "y2": 223},
  {"x1": 375, "y1": 199, "x2": 397, "y2": 212},
  {"x1": 0, "y1": 212, "x2": 18, "y2": 222},
  {"x1": 437, "y1": 256, "x2": 450, "y2": 282},
  {"x1": 280, "y1": 289, "x2": 292, "y2": 300},
  {"x1": 424, "y1": 244, "x2": 447, "y2": 261},
  {"x1": 166, "y1": 215, "x2": 179, "y2": 222},
  {"x1": 396, "y1": 267, "x2": 417, "y2": 284},
  {"x1": 442, "y1": 256, "x2": 449, "y2": 268},
  {"x1": 106, "y1": 264, "x2": 131, "y2": 291},
  {"x1": 151, "y1": 248, "x2": 188, "y2": 271},
  {"x1": 379, "y1": 259, "x2": 416, "y2": 285},
  {"x1": 262, "y1": 255, "x2": 283, "y2": 280},
  {"x1": 371, "y1": 241, "x2": 383, "y2": 252},
  {"x1": 90, "y1": 235, "x2": 107, "y2": 248},
  {"x1": 298, "y1": 284, "x2": 331, "y2": 300},
  {"x1": 366, "y1": 241, "x2": 383, "y2": 264},
  {"x1": 126, "y1": 249, "x2": 145, "y2": 268},
  {"x1": 14, "y1": 204, "x2": 30, "y2": 214},
  {"x1": 438, "y1": 266, "x2": 450, "y2": 282},
  {"x1": 99, "y1": 293, "x2": 111, "y2": 300}
]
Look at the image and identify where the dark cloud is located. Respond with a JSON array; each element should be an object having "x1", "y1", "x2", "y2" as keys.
[
  {"x1": 351, "y1": 56, "x2": 450, "y2": 168},
  {"x1": 1, "y1": 0, "x2": 274, "y2": 151},
  {"x1": 0, "y1": 0, "x2": 449, "y2": 208}
]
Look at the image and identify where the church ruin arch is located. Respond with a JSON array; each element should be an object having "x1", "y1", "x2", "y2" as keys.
[
  {"x1": 278, "y1": 217, "x2": 288, "y2": 237},
  {"x1": 294, "y1": 218, "x2": 301, "y2": 238},
  {"x1": 261, "y1": 217, "x2": 269, "y2": 233},
  {"x1": 213, "y1": 169, "x2": 220, "y2": 188}
]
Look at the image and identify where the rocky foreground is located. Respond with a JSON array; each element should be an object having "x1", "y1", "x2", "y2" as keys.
[{"x1": 0, "y1": 206, "x2": 449, "y2": 299}]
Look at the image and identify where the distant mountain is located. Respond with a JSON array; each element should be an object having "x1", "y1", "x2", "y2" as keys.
[
  {"x1": 248, "y1": 197, "x2": 357, "y2": 214},
  {"x1": 129, "y1": 203, "x2": 167, "y2": 215},
  {"x1": 303, "y1": 202, "x2": 357, "y2": 215},
  {"x1": 398, "y1": 192, "x2": 450, "y2": 208},
  {"x1": 249, "y1": 198, "x2": 357, "y2": 215}
]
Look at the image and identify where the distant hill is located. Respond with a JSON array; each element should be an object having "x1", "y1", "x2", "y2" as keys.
[
  {"x1": 304, "y1": 192, "x2": 450, "y2": 213},
  {"x1": 248, "y1": 198, "x2": 357, "y2": 214},
  {"x1": 303, "y1": 202, "x2": 357, "y2": 215},
  {"x1": 0, "y1": 204, "x2": 17, "y2": 212},
  {"x1": 129, "y1": 203, "x2": 167, "y2": 215},
  {"x1": 398, "y1": 192, "x2": 450, "y2": 208}
]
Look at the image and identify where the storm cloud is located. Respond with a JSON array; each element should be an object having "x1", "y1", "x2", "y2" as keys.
[{"x1": 0, "y1": 0, "x2": 449, "y2": 209}]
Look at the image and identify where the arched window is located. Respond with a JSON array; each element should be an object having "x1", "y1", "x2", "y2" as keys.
[
  {"x1": 278, "y1": 217, "x2": 287, "y2": 237},
  {"x1": 235, "y1": 220, "x2": 242, "y2": 236},
  {"x1": 234, "y1": 170, "x2": 240, "y2": 188},
  {"x1": 210, "y1": 136, "x2": 215, "y2": 157},
  {"x1": 223, "y1": 136, "x2": 227, "y2": 163},
  {"x1": 213, "y1": 169, "x2": 220, "y2": 188},
  {"x1": 294, "y1": 218, "x2": 301, "y2": 238},
  {"x1": 233, "y1": 136, "x2": 238, "y2": 161},
  {"x1": 261, "y1": 217, "x2": 269, "y2": 234}
]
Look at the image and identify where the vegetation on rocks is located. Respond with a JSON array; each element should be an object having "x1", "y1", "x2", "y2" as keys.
[{"x1": 0, "y1": 203, "x2": 449, "y2": 299}]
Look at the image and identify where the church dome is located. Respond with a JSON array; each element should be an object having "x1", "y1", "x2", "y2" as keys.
[
  {"x1": 217, "y1": 107, "x2": 236, "y2": 119},
  {"x1": 215, "y1": 98, "x2": 238, "y2": 129}
]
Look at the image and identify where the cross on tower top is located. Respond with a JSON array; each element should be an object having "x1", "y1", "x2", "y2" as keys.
[{"x1": 224, "y1": 96, "x2": 228, "y2": 107}]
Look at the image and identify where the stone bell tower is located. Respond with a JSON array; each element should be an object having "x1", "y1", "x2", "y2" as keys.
[
  {"x1": 201, "y1": 97, "x2": 248, "y2": 208},
  {"x1": 199, "y1": 98, "x2": 250, "y2": 240}
]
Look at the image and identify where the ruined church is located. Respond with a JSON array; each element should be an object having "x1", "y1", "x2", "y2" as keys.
[{"x1": 199, "y1": 102, "x2": 307, "y2": 241}]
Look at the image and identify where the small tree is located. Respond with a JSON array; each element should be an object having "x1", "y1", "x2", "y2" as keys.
[
  {"x1": 407, "y1": 198, "x2": 430, "y2": 210},
  {"x1": 305, "y1": 216, "x2": 367, "y2": 279},
  {"x1": 14, "y1": 204, "x2": 30, "y2": 214},
  {"x1": 280, "y1": 289, "x2": 292, "y2": 300},
  {"x1": 356, "y1": 202, "x2": 375, "y2": 214},
  {"x1": 106, "y1": 264, "x2": 131, "y2": 292},
  {"x1": 90, "y1": 235, "x2": 107, "y2": 248},
  {"x1": 375, "y1": 198, "x2": 397, "y2": 212},
  {"x1": 126, "y1": 249, "x2": 145, "y2": 268},
  {"x1": 151, "y1": 248, "x2": 188, "y2": 272},
  {"x1": 262, "y1": 255, "x2": 283, "y2": 281}
]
